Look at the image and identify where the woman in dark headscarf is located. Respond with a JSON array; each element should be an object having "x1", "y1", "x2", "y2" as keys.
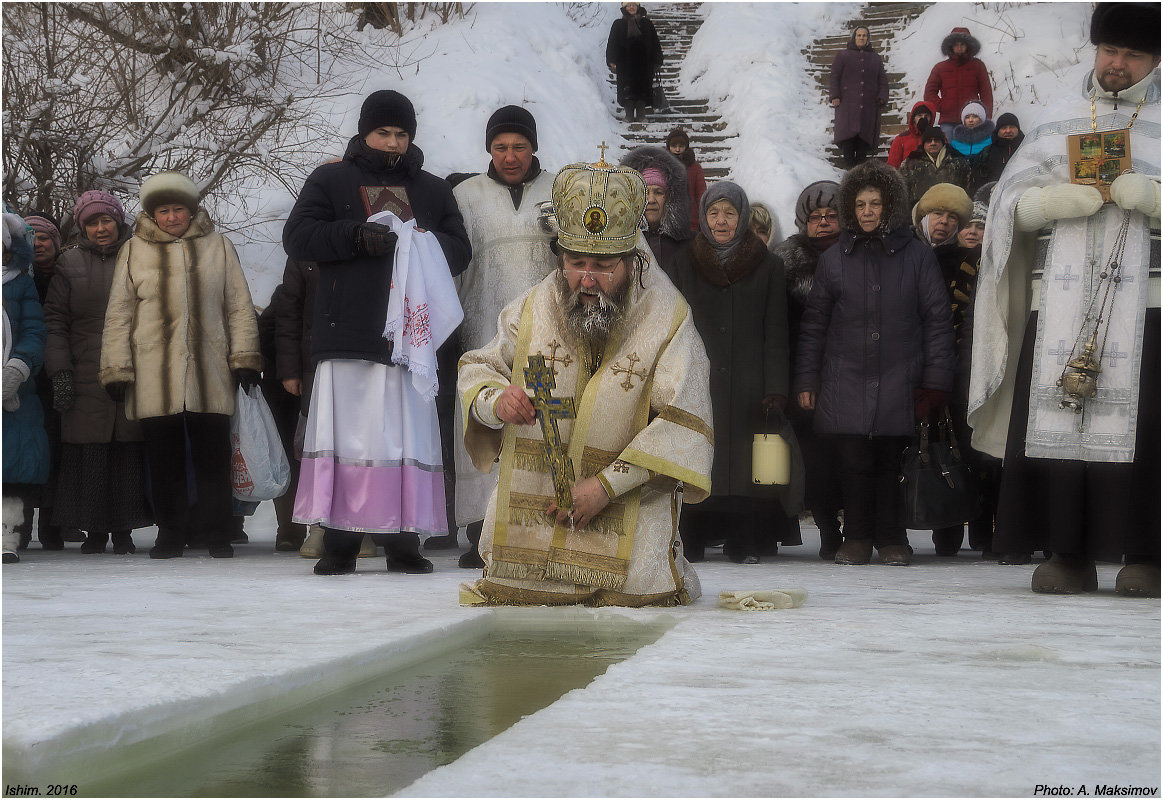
[
  {"x1": 663, "y1": 182, "x2": 800, "y2": 564},
  {"x1": 829, "y1": 25, "x2": 889, "y2": 168}
]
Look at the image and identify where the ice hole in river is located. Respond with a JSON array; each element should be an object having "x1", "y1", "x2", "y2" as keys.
[{"x1": 83, "y1": 611, "x2": 671, "y2": 797}]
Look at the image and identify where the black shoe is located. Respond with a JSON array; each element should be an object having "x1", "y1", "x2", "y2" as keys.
[
  {"x1": 39, "y1": 531, "x2": 64, "y2": 551},
  {"x1": 61, "y1": 527, "x2": 86, "y2": 543},
  {"x1": 111, "y1": 532, "x2": 136, "y2": 555},
  {"x1": 458, "y1": 548, "x2": 485, "y2": 569},
  {"x1": 149, "y1": 546, "x2": 184, "y2": 559},
  {"x1": 389, "y1": 554, "x2": 434, "y2": 574},
  {"x1": 208, "y1": 543, "x2": 234, "y2": 558},
  {"x1": 314, "y1": 555, "x2": 357, "y2": 575},
  {"x1": 81, "y1": 533, "x2": 109, "y2": 554},
  {"x1": 999, "y1": 552, "x2": 1032, "y2": 565},
  {"x1": 424, "y1": 533, "x2": 459, "y2": 550},
  {"x1": 3, "y1": 552, "x2": 19, "y2": 564}
]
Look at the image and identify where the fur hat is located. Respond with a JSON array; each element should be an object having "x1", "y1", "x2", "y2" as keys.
[
  {"x1": 358, "y1": 89, "x2": 417, "y2": 140},
  {"x1": 139, "y1": 171, "x2": 199, "y2": 216},
  {"x1": 914, "y1": 183, "x2": 973, "y2": 227},
  {"x1": 941, "y1": 27, "x2": 981, "y2": 59},
  {"x1": 794, "y1": 180, "x2": 840, "y2": 231},
  {"x1": 24, "y1": 215, "x2": 62, "y2": 252},
  {"x1": 837, "y1": 159, "x2": 911, "y2": 234},
  {"x1": 618, "y1": 145, "x2": 691, "y2": 241},
  {"x1": 485, "y1": 105, "x2": 537, "y2": 152},
  {"x1": 73, "y1": 190, "x2": 125, "y2": 229},
  {"x1": 1090, "y1": 3, "x2": 1160, "y2": 57}
]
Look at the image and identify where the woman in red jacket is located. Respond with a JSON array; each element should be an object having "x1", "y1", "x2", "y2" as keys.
[{"x1": 923, "y1": 27, "x2": 993, "y2": 137}]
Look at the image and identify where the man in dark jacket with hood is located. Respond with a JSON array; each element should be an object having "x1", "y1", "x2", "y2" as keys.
[
  {"x1": 924, "y1": 26, "x2": 994, "y2": 135},
  {"x1": 283, "y1": 89, "x2": 471, "y2": 576},
  {"x1": 887, "y1": 100, "x2": 935, "y2": 168},
  {"x1": 983, "y1": 112, "x2": 1024, "y2": 183},
  {"x1": 619, "y1": 146, "x2": 691, "y2": 272},
  {"x1": 775, "y1": 180, "x2": 843, "y2": 560},
  {"x1": 901, "y1": 127, "x2": 971, "y2": 207}
]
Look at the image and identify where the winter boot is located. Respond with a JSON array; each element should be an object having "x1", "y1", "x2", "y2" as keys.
[
  {"x1": 272, "y1": 491, "x2": 305, "y2": 551},
  {"x1": 299, "y1": 525, "x2": 325, "y2": 558},
  {"x1": 111, "y1": 531, "x2": 136, "y2": 555},
  {"x1": 81, "y1": 532, "x2": 109, "y2": 554},
  {"x1": 1031, "y1": 553, "x2": 1098, "y2": 594},
  {"x1": 314, "y1": 528, "x2": 361, "y2": 575},
  {"x1": 3, "y1": 496, "x2": 22, "y2": 563},
  {"x1": 424, "y1": 532, "x2": 459, "y2": 550},
  {"x1": 834, "y1": 538, "x2": 873, "y2": 565},
  {"x1": 877, "y1": 544, "x2": 912, "y2": 566},
  {"x1": 932, "y1": 526, "x2": 964, "y2": 557},
  {"x1": 458, "y1": 520, "x2": 486, "y2": 568},
  {"x1": 61, "y1": 527, "x2": 86, "y2": 543},
  {"x1": 1115, "y1": 562, "x2": 1161, "y2": 598},
  {"x1": 998, "y1": 552, "x2": 1032, "y2": 565},
  {"x1": 386, "y1": 533, "x2": 433, "y2": 574},
  {"x1": 150, "y1": 527, "x2": 186, "y2": 559},
  {"x1": 817, "y1": 519, "x2": 842, "y2": 561},
  {"x1": 358, "y1": 534, "x2": 378, "y2": 558},
  {"x1": 229, "y1": 515, "x2": 248, "y2": 544}
]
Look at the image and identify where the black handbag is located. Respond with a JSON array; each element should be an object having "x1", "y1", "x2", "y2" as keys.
[
  {"x1": 652, "y1": 77, "x2": 670, "y2": 112},
  {"x1": 899, "y1": 408, "x2": 982, "y2": 529}
]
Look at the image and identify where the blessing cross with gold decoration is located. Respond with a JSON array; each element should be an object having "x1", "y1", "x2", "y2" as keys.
[
  {"x1": 596, "y1": 141, "x2": 610, "y2": 166},
  {"x1": 523, "y1": 354, "x2": 577, "y2": 511},
  {"x1": 610, "y1": 352, "x2": 649, "y2": 390}
]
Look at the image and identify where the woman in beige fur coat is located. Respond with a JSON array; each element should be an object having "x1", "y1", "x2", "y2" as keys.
[{"x1": 100, "y1": 171, "x2": 262, "y2": 559}]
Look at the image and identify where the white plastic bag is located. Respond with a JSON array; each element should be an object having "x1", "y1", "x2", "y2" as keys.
[{"x1": 230, "y1": 385, "x2": 291, "y2": 501}]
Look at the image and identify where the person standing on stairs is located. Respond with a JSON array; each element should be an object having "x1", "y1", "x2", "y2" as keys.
[
  {"x1": 924, "y1": 26, "x2": 994, "y2": 138},
  {"x1": 829, "y1": 25, "x2": 889, "y2": 169},
  {"x1": 607, "y1": 2, "x2": 662, "y2": 123},
  {"x1": 665, "y1": 128, "x2": 706, "y2": 232}
]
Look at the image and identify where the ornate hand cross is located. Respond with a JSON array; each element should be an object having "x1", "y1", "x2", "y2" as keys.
[{"x1": 523, "y1": 354, "x2": 577, "y2": 511}]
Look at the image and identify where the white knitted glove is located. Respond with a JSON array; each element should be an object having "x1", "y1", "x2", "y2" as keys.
[
  {"x1": 2, "y1": 360, "x2": 30, "y2": 413},
  {"x1": 1014, "y1": 184, "x2": 1104, "y2": 232},
  {"x1": 1109, "y1": 173, "x2": 1161, "y2": 219},
  {"x1": 718, "y1": 588, "x2": 807, "y2": 611}
]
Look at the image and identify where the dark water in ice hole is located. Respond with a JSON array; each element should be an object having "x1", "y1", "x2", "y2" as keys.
[{"x1": 85, "y1": 626, "x2": 663, "y2": 797}]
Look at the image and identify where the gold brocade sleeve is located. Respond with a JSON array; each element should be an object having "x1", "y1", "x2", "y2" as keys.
[
  {"x1": 616, "y1": 300, "x2": 714, "y2": 502},
  {"x1": 457, "y1": 289, "x2": 530, "y2": 472}
]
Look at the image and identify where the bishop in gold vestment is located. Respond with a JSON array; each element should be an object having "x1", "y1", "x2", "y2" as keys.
[{"x1": 457, "y1": 156, "x2": 714, "y2": 607}]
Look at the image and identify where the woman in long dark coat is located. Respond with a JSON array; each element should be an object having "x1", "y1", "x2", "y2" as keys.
[
  {"x1": 829, "y1": 25, "x2": 889, "y2": 168},
  {"x1": 794, "y1": 160, "x2": 954, "y2": 567},
  {"x1": 44, "y1": 191, "x2": 153, "y2": 554},
  {"x1": 663, "y1": 182, "x2": 801, "y2": 564},
  {"x1": 606, "y1": 2, "x2": 662, "y2": 123}
]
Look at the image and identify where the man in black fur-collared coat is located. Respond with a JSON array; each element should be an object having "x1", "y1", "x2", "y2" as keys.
[{"x1": 619, "y1": 146, "x2": 691, "y2": 273}]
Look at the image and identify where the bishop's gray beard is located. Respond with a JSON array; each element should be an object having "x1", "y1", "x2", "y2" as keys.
[{"x1": 556, "y1": 270, "x2": 631, "y2": 346}]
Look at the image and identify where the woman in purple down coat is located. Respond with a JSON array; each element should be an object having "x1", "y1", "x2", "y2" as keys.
[
  {"x1": 794, "y1": 160, "x2": 954, "y2": 568},
  {"x1": 829, "y1": 25, "x2": 889, "y2": 169}
]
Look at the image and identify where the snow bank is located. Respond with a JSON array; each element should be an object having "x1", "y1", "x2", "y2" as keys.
[
  {"x1": 888, "y1": 2, "x2": 1095, "y2": 124},
  {"x1": 680, "y1": 2, "x2": 862, "y2": 236}
]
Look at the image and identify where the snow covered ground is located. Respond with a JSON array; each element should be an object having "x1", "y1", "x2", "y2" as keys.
[{"x1": 3, "y1": 515, "x2": 1159, "y2": 797}]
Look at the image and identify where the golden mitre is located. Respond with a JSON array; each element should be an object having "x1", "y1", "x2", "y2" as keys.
[{"x1": 552, "y1": 149, "x2": 646, "y2": 255}]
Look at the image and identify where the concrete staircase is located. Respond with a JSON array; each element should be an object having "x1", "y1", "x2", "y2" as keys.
[
  {"x1": 802, "y1": 1, "x2": 932, "y2": 167},
  {"x1": 610, "y1": 3, "x2": 735, "y2": 180}
]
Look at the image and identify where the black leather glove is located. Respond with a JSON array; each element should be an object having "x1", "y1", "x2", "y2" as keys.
[
  {"x1": 355, "y1": 223, "x2": 397, "y2": 258},
  {"x1": 105, "y1": 381, "x2": 128, "y2": 403},
  {"x1": 234, "y1": 369, "x2": 262, "y2": 393},
  {"x1": 51, "y1": 370, "x2": 75, "y2": 413}
]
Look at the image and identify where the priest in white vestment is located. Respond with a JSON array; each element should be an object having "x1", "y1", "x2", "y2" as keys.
[{"x1": 457, "y1": 155, "x2": 714, "y2": 606}]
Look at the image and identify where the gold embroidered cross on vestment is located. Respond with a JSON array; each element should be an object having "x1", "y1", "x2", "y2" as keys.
[{"x1": 610, "y1": 353, "x2": 648, "y2": 390}]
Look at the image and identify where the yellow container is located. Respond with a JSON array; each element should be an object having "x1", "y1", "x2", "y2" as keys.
[{"x1": 752, "y1": 433, "x2": 790, "y2": 485}]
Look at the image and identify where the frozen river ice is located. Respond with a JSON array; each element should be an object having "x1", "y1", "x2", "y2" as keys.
[{"x1": 3, "y1": 507, "x2": 1159, "y2": 797}]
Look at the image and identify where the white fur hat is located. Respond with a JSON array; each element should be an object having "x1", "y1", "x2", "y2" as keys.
[
  {"x1": 960, "y1": 101, "x2": 987, "y2": 123},
  {"x1": 139, "y1": 171, "x2": 200, "y2": 215}
]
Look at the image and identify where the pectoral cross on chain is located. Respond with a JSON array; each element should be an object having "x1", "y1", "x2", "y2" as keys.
[{"x1": 523, "y1": 354, "x2": 577, "y2": 511}]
